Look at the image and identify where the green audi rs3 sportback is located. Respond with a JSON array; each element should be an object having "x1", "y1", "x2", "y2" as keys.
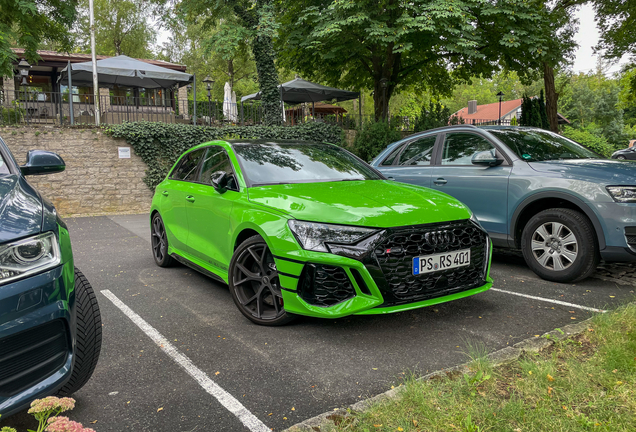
[{"x1": 150, "y1": 140, "x2": 493, "y2": 325}]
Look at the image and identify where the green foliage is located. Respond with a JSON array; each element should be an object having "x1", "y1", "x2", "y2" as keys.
[
  {"x1": 561, "y1": 126, "x2": 614, "y2": 157},
  {"x1": 351, "y1": 121, "x2": 402, "y2": 163},
  {"x1": 108, "y1": 122, "x2": 344, "y2": 189},
  {"x1": 539, "y1": 90, "x2": 549, "y2": 129},
  {"x1": 0, "y1": 106, "x2": 25, "y2": 124},
  {"x1": 593, "y1": 0, "x2": 636, "y2": 60},
  {"x1": 73, "y1": 0, "x2": 156, "y2": 57},
  {"x1": 510, "y1": 116, "x2": 518, "y2": 126},
  {"x1": 277, "y1": 0, "x2": 551, "y2": 120},
  {"x1": 413, "y1": 101, "x2": 451, "y2": 133},
  {"x1": 0, "y1": 0, "x2": 78, "y2": 77},
  {"x1": 519, "y1": 94, "x2": 547, "y2": 129}
]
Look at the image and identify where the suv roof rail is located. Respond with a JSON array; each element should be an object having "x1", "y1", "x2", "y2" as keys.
[{"x1": 410, "y1": 124, "x2": 478, "y2": 134}]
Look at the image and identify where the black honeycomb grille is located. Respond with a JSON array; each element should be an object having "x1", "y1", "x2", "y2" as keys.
[
  {"x1": 0, "y1": 320, "x2": 69, "y2": 397},
  {"x1": 298, "y1": 264, "x2": 356, "y2": 307},
  {"x1": 626, "y1": 235, "x2": 636, "y2": 246},
  {"x1": 374, "y1": 221, "x2": 488, "y2": 306}
]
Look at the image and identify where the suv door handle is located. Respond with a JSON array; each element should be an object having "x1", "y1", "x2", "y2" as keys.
[
  {"x1": 161, "y1": 191, "x2": 169, "y2": 196},
  {"x1": 434, "y1": 178, "x2": 447, "y2": 185},
  {"x1": 185, "y1": 195, "x2": 195, "y2": 203}
]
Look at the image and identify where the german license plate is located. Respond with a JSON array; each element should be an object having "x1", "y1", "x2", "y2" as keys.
[{"x1": 413, "y1": 249, "x2": 471, "y2": 275}]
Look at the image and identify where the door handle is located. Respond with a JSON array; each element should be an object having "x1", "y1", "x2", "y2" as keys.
[
  {"x1": 185, "y1": 195, "x2": 195, "y2": 203},
  {"x1": 161, "y1": 191, "x2": 169, "y2": 196},
  {"x1": 434, "y1": 178, "x2": 447, "y2": 185}
]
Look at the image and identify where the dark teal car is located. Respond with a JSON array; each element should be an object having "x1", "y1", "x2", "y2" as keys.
[
  {"x1": 372, "y1": 126, "x2": 636, "y2": 283},
  {"x1": 0, "y1": 137, "x2": 101, "y2": 417}
]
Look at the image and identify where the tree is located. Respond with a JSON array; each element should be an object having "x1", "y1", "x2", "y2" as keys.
[
  {"x1": 277, "y1": 0, "x2": 551, "y2": 121},
  {"x1": 74, "y1": 0, "x2": 156, "y2": 57},
  {"x1": 593, "y1": 0, "x2": 636, "y2": 60},
  {"x1": 0, "y1": 0, "x2": 78, "y2": 77},
  {"x1": 175, "y1": 0, "x2": 282, "y2": 125}
]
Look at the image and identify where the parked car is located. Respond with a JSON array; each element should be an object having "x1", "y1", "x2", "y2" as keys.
[
  {"x1": 150, "y1": 140, "x2": 493, "y2": 326},
  {"x1": 611, "y1": 146, "x2": 636, "y2": 160},
  {"x1": 371, "y1": 125, "x2": 636, "y2": 283},
  {"x1": 0, "y1": 138, "x2": 102, "y2": 417}
]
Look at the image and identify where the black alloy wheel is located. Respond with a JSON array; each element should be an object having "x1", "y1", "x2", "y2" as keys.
[
  {"x1": 617, "y1": 155, "x2": 626, "y2": 160},
  {"x1": 229, "y1": 235, "x2": 296, "y2": 326},
  {"x1": 151, "y1": 213, "x2": 174, "y2": 267}
]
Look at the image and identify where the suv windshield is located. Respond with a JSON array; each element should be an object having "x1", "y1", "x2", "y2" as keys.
[
  {"x1": 233, "y1": 142, "x2": 382, "y2": 186},
  {"x1": 489, "y1": 129, "x2": 602, "y2": 162}
]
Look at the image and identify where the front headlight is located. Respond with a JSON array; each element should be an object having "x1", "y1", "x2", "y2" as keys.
[
  {"x1": 0, "y1": 232, "x2": 61, "y2": 285},
  {"x1": 606, "y1": 186, "x2": 636, "y2": 203},
  {"x1": 288, "y1": 220, "x2": 380, "y2": 252}
]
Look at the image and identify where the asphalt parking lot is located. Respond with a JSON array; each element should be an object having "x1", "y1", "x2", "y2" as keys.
[{"x1": 3, "y1": 214, "x2": 634, "y2": 431}]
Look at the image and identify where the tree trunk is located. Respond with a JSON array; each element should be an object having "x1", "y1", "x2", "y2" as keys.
[
  {"x1": 543, "y1": 62, "x2": 559, "y2": 133},
  {"x1": 251, "y1": 34, "x2": 282, "y2": 126},
  {"x1": 228, "y1": 59, "x2": 234, "y2": 90},
  {"x1": 372, "y1": 49, "x2": 400, "y2": 122}
]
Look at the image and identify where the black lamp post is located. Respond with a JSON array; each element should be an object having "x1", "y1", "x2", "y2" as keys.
[
  {"x1": 497, "y1": 91, "x2": 505, "y2": 125},
  {"x1": 380, "y1": 78, "x2": 388, "y2": 121},
  {"x1": 17, "y1": 58, "x2": 31, "y2": 122},
  {"x1": 203, "y1": 75, "x2": 214, "y2": 125}
]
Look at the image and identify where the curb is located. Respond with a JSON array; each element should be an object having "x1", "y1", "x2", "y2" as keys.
[{"x1": 284, "y1": 317, "x2": 594, "y2": 432}]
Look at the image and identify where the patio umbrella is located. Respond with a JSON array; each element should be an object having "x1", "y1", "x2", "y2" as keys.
[
  {"x1": 58, "y1": 55, "x2": 193, "y2": 89},
  {"x1": 223, "y1": 82, "x2": 238, "y2": 122},
  {"x1": 241, "y1": 78, "x2": 359, "y2": 104}
]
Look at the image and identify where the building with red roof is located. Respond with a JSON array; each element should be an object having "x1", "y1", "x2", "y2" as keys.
[{"x1": 453, "y1": 98, "x2": 569, "y2": 125}]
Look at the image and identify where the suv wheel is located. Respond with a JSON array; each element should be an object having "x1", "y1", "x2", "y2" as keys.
[
  {"x1": 521, "y1": 208, "x2": 599, "y2": 283},
  {"x1": 229, "y1": 235, "x2": 296, "y2": 326},
  {"x1": 617, "y1": 155, "x2": 626, "y2": 160},
  {"x1": 58, "y1": 268, "x2": 102, "y2": 395}
]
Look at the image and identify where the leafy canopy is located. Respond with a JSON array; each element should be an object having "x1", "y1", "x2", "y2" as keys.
[{"x1": 0, "y1": 0, "x2": 78, "y2": 77}]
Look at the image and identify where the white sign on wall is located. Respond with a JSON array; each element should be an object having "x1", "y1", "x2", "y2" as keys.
[{"x1": 118, "y1": 147, "x2": 131, "y2": 159}]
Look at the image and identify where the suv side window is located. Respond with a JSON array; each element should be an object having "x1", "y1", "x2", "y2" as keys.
[
  {"x1": 381, "y1": 145, "x2": 402, "y2": 166},
  {"x1": 0, "y1": 151, "x2": 9, "y2": 175},
  {"x1": 441, "y1": 133, "x2": 496, "y2": 165},
  {"x1": 398, "y1": 136, "x2": 437, "y2": 166},
  {"x1": 170, "y1": 149, "x2": 205, "y2": 181},
  {"x1": 199, "y1": 146, "x2": 238, "y2": 191}
]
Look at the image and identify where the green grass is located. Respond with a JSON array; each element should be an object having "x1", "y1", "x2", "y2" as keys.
[{"x1": 330, "y1": 305, "x2": 636, "y2": 432}]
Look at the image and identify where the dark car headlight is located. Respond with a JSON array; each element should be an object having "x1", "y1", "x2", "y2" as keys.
[
  {"x1": 0, "y1": 232, "x2": 61, "y2": 285},
  {"x1": 288, "y1": 220, "x2": 380, "y2": 253},
  {"x1": 606, "y1": 186, "x2": 636, "y2": 203}
]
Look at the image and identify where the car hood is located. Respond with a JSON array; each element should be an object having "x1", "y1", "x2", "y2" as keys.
[
  {"x1": 528, "y1": 159, "x2": 636, "y2": 184},
  {"x1": 247, "y1": 180, "x2": 471, "y2": 228},
  {"x1": 0, "y1": 175, "x2": 43, "y2": 243}
]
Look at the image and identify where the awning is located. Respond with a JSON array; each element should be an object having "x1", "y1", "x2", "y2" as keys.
[
  {"x1": 58, "y1": 55, "x2": 193, "y2": 89},
  {"x1": 241, "y1": 78, "x2": 359, "y2": 104}
]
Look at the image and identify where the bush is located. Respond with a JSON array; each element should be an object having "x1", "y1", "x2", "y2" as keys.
[
  {"x1": 351, "y1": 120, "x2": 402, "y2": 162},
  {"x1": 413, "y1": 101, "x2": 452, "y2": 132},
  {"x1": 562, "y1": 126, "x2": 615, "y2": 157},
  {"x1": 0, "y1": 106, "x2": 25, "y2": 125},
  {"x1": 107, "y1": 121, "x2": 344, "y2": 190}
]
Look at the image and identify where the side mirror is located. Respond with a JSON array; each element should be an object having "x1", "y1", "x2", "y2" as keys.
[
  {"x1": 20, "y1": 150, "x2": 65, "y2": 176},
  {"x1": 471, "y1": 150, "x2": 503, "y2": 167},
  {"x1": 210, "y1": 171, "x2": 229, "y2": 193}
]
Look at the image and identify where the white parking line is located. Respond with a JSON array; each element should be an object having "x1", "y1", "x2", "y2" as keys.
[
  {"x1": 100, "y1": 290, "x2": 270, "y2": 432},
  {"x1": 490, "y1": 288, "x2": 607, "y2": 313}
]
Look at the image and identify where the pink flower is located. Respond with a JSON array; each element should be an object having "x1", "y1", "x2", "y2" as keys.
[
  {"x1": 28, "y1": 397, "x2": 76, "y2": 414},
  {"x1": 45, "y1": 416, "x2": 90, "y2": 432}
]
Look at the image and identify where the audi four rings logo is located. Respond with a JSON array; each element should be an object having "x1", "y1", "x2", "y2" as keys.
[{"x1": 425, "y1": 230, "x2": 455, "y2": 246}]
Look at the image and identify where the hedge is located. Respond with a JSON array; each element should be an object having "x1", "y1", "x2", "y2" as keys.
[{"x1": 107, "y1": 121, "x2": 344, "y2": 190}]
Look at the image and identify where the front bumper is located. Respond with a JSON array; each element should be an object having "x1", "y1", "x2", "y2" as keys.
[
  {"x1": 275, "y1": 219, "x2": 493, "y2": 318},
  {"x1": 0, "y1": 248, "x2": 75, "y2": 416}
]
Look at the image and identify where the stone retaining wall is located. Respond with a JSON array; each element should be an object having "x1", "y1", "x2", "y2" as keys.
[{"x1": 1, "y1": 126, "x2": 152, "y2": 216}]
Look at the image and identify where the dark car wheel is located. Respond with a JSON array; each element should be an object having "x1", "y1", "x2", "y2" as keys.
[
  {"x1": 229, "y1": 235, "x2": 296, "y2": 326},
  {"x1": 58, "y1": 268, "x2": 102, "y2": 396},
  {"x1": 617, "y1": 155, "x2": 627, "y2": 160},
  {"x1": 521, "y1": 208, "x2": 599, "y2": 283},
  {"x1": 151, "y1": 213, "x2": 175, "y2": 267}
]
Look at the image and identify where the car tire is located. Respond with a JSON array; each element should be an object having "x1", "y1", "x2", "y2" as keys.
[
  {"x1": 151, "y1": 213, "x2": 175, "y2": 267},
  {"x1": 229, "y1": 235, "x2": 297, "y2": 326},
  {"x1": 617, "y1": 155, "x2": 626, "y2": 160},
  {"x1": 58, "y1": 268, "x2": 102, "y2": 396},
  {"x1": 521, "y1": 208, "x2": 599, "y2": 283}
]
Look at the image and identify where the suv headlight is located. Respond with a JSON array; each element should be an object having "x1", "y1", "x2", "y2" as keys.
[
  {"x1": 288, "y1": 220, "x2": 379, "y2": 252},
  {"x1": 606, "y1": 186, "x2": 636, "y2": 203},
  {"x1": 0, "y1": 232, "x2": 61, "y2": 285}
]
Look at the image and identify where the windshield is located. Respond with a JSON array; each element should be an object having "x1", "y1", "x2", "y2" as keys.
[
  {"x1": 489, "y1": 129, "x2": 602, "y2": 162},
  {"x1": 232, "y1": 142, "x2": 382, "y2": 186}
]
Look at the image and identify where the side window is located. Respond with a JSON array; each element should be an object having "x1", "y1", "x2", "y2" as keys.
[
  {"x1": 199, "y1": 147, "x2": 238, "y2": 190},
  {"x1": 398, "y1": 136, "x2": 437, "y2": 166},
  {"x1": 0, "y1": 151, "x2": 9, "y2": 175},
  {"x1": 381, "y1": 145, "x2": 402, "y2": 166},
  {"x1": 441, "y1": 133, "x2": 496, "y2": 165},
  {"x1": 170, "y1": 149, "x2": 205, "y2": 181}
]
